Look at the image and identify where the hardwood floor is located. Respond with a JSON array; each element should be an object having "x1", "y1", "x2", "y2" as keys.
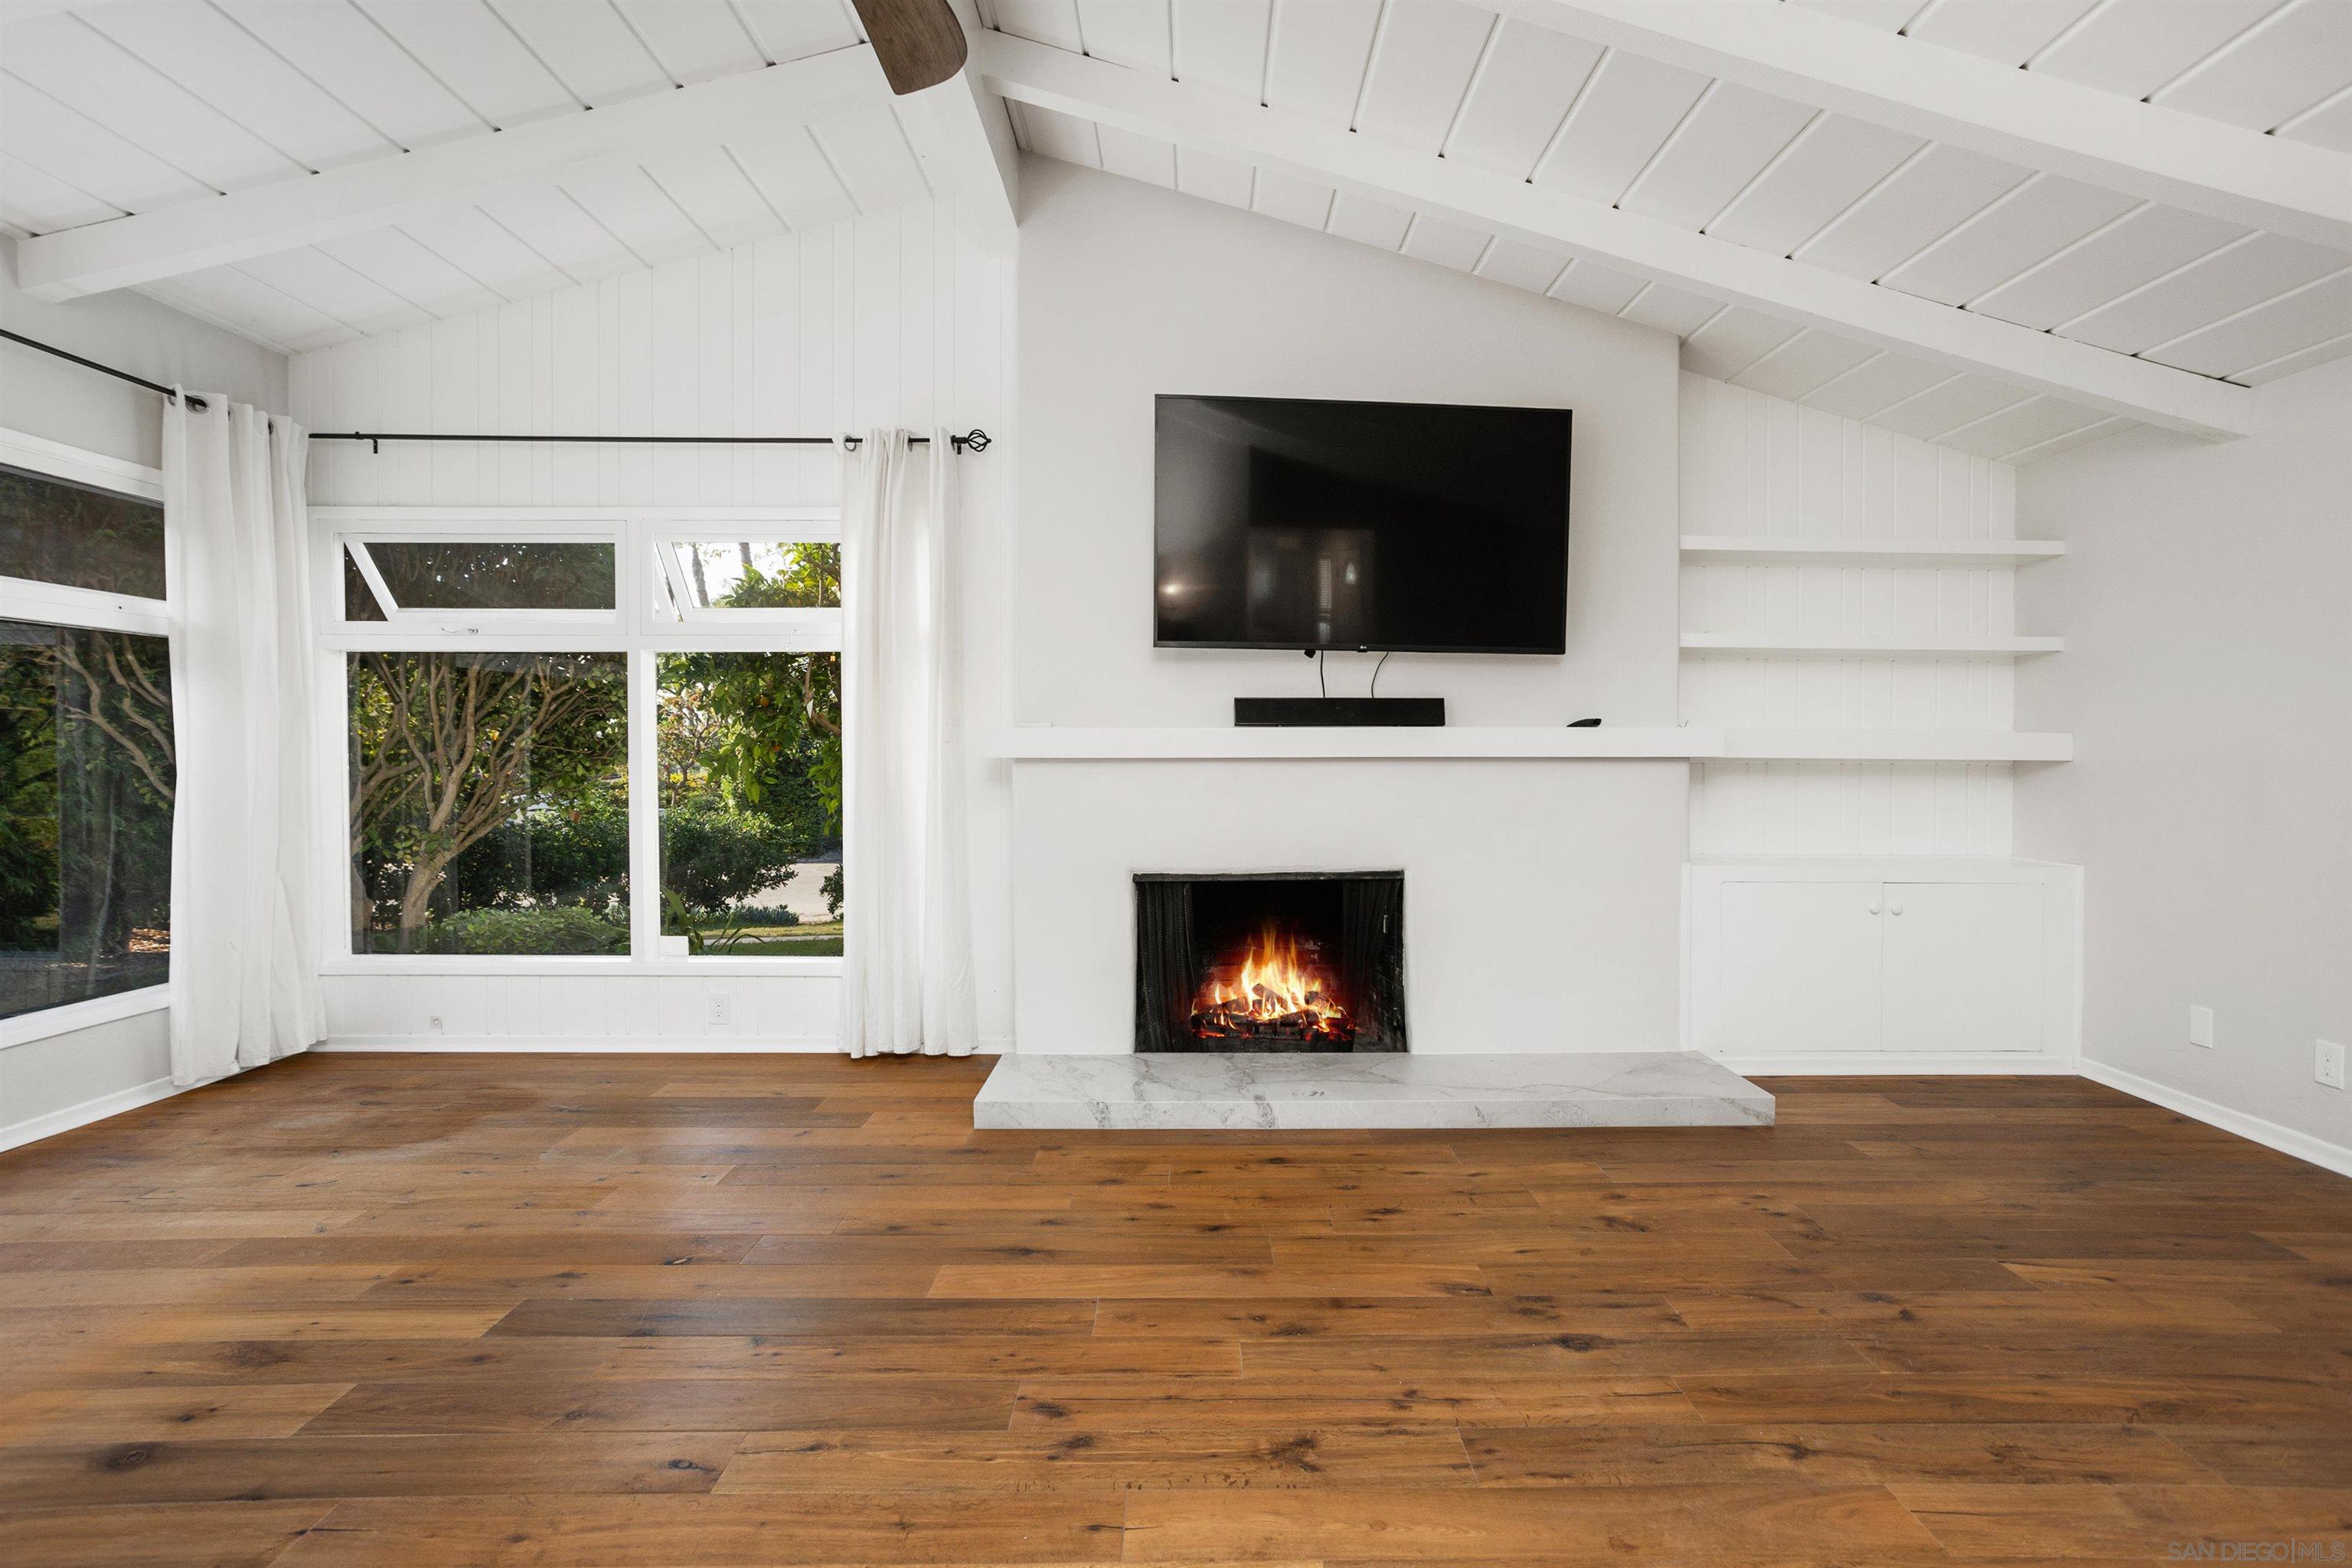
[{"x1": 2, "y1": 1051, "x2": 2347, "y2": 1566}]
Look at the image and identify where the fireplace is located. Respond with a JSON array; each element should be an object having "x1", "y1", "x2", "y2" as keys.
[{"x1": 1134, "y1": 872, "x2": 1406, "y2": 1054}]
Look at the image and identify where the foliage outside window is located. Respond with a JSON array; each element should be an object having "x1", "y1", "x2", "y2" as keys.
[
  {"x1": 1, "y1": 462, "x2": 166, "y2": 599},
  {"x1": 660, "y1": 651, "x2": 841, "y2": 956},
  {"x1": 345, "y1": 540, "x2": 616, "y2": 619},
  {"x1": 662, "y1": 539, "x2": 840, "y2": 612},
  {"x1": 0, "y1": 621, "x2": 174, "y2": 1018},
  {"x1": 348, "y1": 649, "x2": 629, "y2": 955}
]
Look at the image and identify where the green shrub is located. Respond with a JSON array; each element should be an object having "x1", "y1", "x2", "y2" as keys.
[
  {"x1": 727, "y1": 904, "x2": 801, "y2": 927},
  {"x1": 660, "y1": 802, "x2": 811, "y2": 917},
  {"x1": 428, "y1": 906, "x2": 627, "y2": 956}
]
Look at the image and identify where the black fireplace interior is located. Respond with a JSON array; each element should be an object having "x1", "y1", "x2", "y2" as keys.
[{"x1": 1134, "y1": 872, "x2": 1406, "y2": 1054}]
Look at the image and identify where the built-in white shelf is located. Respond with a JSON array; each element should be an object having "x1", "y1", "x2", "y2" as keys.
[
  {"x1": 1682, "y1": 632, "x2": 2063, "y2": 658},
  {"x1": 992, "y1": 726, "x2": 1721, "y2": 760},
  {"x1": 1722, "y1": 730, "x2": 2073, "y2": 763},
  {"x1": 1681, "y1": 535, "x2": 2064, "y2": 567},
  {"x1": 991, "y1": 726, "x2": 2072, "y2": 764}
]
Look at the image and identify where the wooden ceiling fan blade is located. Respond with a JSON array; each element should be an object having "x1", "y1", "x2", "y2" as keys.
[{"x1": 850, "y1": 0, "x2": 969, "y2": 95}]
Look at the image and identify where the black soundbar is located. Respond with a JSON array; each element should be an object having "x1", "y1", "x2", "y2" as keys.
[{"x1": 1234, "y1": 697, "x2": 1446, "y2": 727}]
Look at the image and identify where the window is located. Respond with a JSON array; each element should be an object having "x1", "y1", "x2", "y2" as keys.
[
  {"x1": 340, "y1": 536, "x2": 619, "y2": 626},
  {"x1": 0, "y1": 440, "x2": 173, "y2": 1024},
  {"x1": 656, "y1": 540, "x2": 840, "y2": 613},
  {"x1": 1, "y1": 461, "x2": 165, "y2": 598},
  {"x1": 319, "y1": 510, "x2": 844, "y2": 969},
  {"x1": 658, "y1": 652, "x2": 841, "y2": 956},
  {"x1": 347, "y1": 649, "x2": 629, "y2": 955}
]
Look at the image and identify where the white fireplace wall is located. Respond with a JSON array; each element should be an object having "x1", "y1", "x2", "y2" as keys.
[
  {"x1": 1009, "y1": 162, "x2": 1687, "y2": 1054},
  {"x1": 1013, "y1": 760, "x2": 1687, "y2": 1055}
]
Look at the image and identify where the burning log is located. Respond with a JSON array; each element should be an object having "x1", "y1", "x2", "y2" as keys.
[{"x1": 1187, "y1": 920, "x2": 1355, "y2": 1045}]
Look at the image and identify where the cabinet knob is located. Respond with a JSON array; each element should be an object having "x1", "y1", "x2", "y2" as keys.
[
  {"x1": 1890, "y1": 903, "x2": 1906, "y2": 916},
  {"x1": 1867, "y1": 899, "x2": 1883, "y2": 915}
]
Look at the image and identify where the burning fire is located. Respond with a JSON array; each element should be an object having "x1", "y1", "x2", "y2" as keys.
[{"x1": 1190, "y1": 921, "x2": 1354, "y2": 1046}]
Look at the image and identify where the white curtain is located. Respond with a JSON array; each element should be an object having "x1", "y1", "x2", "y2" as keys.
[
  {"x1": 163, "y1": 394, "x2": 324, "y2": 1086},
  {"x1": 838, "y1": 429, "x2": 978, "y2": 1058}
]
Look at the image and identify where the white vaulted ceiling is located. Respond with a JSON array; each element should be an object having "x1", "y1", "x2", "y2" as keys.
[
  {"x1": 0, "y1": 1, "x2": 932, "y2": 351},
  {"x1": 4, "y1": 0, "x2": 2349, "y2": 458},
  {"x1": 985, "y1": 0, "x2": 2352, "y2": 458}
]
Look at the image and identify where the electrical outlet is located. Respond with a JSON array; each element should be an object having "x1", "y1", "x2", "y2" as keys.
[
  {"x1": 707, "y1": 991, "x2": 731, "y2": 1027},
  {"x1": 2188, "y1": 1005, "x2": 2213, "y2": 1049},
  {"x1": 2318, "y1": 1040, "x2": 2347, "y2": 1091},
  {"x1": 427, "y1": 1014, "x2": 445, "y2": 1034}
]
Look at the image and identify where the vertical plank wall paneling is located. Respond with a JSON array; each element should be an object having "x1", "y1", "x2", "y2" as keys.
[
  {"x1": 290, "y1": 202, "x2": 1017, "y2": 1047},
  {"x1": 1679, "y1": 373, "x2": 2024, "y2": 856}
]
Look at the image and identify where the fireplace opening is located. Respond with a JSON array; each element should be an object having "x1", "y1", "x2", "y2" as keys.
[{"x1": 1134, "y1": 872, "x2": 1406, "y2": 1054}]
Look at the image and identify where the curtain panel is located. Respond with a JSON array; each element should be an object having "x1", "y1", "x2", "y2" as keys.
[
  {"x1": 164, "y1": 395, "x2": 323, "y2": 1086},
  {"x1": 838, "y1": 429, "x2": 978, "y2": 1058}
]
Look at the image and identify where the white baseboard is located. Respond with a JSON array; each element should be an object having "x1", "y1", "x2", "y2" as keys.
[
  {"x1": 2077, "y1": 1057, "x2": 2352, "y2": 1179},
  {"x1": 315, "y1": 1037, "x2": 1012, "y2": 1055},
  {"x1": 1711, "y1": 1051, "x2": 2079, "y2": 1076},
  {"x1": 1, "y1": 1075, "x2": 188, "y2": 1152}
]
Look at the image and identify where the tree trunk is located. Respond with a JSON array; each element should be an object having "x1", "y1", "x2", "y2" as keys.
[{"x1": 397, "y1": 859, "x2": 448, "y2": 952}]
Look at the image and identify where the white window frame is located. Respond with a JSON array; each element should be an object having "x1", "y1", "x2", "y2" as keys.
[
  {"x1": 0, "y1": 430, "x2": 173, "y2": 1048},
  {"x1": 313, "y1": 506, "x2": 845, "y2": 978}
]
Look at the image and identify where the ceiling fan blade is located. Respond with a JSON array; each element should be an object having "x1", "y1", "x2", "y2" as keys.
[{"x1": 849, "y1": 0, "x2": 969, "y2": 95}]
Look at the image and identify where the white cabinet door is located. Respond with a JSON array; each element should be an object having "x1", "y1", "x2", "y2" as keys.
[
  {"x1": 1881, "y1": 881, "x2": 2046, "y2": 1053},
  {"x1": 1702, "y1": 880, "x2": 1884, "y2": 1054}
]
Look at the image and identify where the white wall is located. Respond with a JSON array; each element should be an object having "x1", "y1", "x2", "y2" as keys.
[
  {"x1": 1007, "y1": 161, "x2": 1687, "y2": 1053},
  {"x1": 1681, "y1": 373, "x2": 2023, "y2": 855},
  {"x1": 2, "y1": 247, "x2": 289, "y2": 1145},
  {"x1": 2017, "y1": 355, "x2": 2352, "y2": 1160},
  {"x1": 2, "y1": 254, "x2": 286, "y2": 466},
  {"x1": 1014, "y1": 160, "x2": 1679, "y2": 727},
  {"x1": 289, "y1": 202, "x2": 1018, "y2": 1049}
]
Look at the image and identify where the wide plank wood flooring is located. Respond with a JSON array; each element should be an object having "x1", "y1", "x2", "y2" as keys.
[{"x1": 2, "y1": 1052, "x2": 2348, "y2": 1566}]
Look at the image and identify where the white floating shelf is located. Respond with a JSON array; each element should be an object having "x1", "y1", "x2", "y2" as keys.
[
  {"x1": 993, "y1": 726, "x2": 1723, "y2": 760},
  {"x1": 1682, "y1": 632, "x2": 2063, "y2": 658},
  {"x1": 1721, "y1": 730, "x2": 2073, "y2": 763},
  {"x1": 1681, "y1": 534, "x2": 2064, "y2": 567}
]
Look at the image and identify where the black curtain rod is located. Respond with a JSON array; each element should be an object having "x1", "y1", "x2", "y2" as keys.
[
  {"x1": 2, "y1": 328, "x2": 211, "y2": 411},
  {"x1": 312, "y1": 429, "x2": 991, "y2": 454},
  {"x1": 2, "y1": 328, "x2": 991, "y2": 454}
]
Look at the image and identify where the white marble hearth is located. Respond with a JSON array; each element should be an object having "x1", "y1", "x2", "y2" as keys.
[{"x1": 973, "y1": 1051, "x2": 1774, "y2": 1131}]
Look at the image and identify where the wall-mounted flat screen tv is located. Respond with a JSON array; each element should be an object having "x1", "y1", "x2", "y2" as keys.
[{"x1": 1153, "y1": 395, "x2": 1571, "y2": 655}]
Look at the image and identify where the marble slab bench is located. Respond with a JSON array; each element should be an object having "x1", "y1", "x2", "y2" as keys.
[{"x1": 972, "y1": 1050, "x2": 1774, "y2": 1131}]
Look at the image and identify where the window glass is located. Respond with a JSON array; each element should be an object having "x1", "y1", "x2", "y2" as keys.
[
  {"x1": 665, "y1": 540, "x2": 839, "y2": 610},
  {"x1": 348, "y1": 650, "x2": 628, "y2": 955},
  {"x1": 356, "y1": 541, "x2": 615, "y2": 612},
  {"x1": 657, "y1": 651, "x2": 841, "y2": 956},
  {"x1": 1, "y1": 620, "x2": 174, "y2": 1017},
  {"x1": 0, "y1": 464, "x2": 165, "y2": 598}
]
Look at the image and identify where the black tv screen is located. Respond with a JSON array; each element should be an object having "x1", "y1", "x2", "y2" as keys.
[{"x1": 1154, "y1": 395, "x2": 1571, "y2": 655}]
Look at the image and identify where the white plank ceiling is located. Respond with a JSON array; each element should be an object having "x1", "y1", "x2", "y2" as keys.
[
  {"x1": 0, "y1": 0, "x2": 933, "y2": 353},
  {"x1": 989, "y1": 0, "x2": 2352, "y2": 462},
  {"x1": 4, "y1": 0, "x2": 2348, "y2": 462}
]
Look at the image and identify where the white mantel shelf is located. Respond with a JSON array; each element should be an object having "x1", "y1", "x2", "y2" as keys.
[
  {"x1": 1681, "y1": 535, "x2": 2064, "y2": 567},
  {"x1": 992, "y1": 726, "x2": 1718, "y2": 760},
  {"x1": 992, "y1": 727, "x2": 2075, "y2": 763}
]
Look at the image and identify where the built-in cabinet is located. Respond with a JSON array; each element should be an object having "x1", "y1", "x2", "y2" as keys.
[{"x1": 1687, "y1": 858, "x2": 2080, "y2": 1068}]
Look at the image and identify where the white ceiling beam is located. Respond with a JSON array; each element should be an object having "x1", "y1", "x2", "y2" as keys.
[
  {"x1": 901, "y1": 67, "x2": 1021, "y2": 256},
  {"x1": 14, "y1": 45, "x2": 891, "y2": 302},
  {"x1": 1497, "y1": 0, "x2": 2352, "y2": 253},
  {"x1": 897, "y1": 0, "x2": 1019, "y2": 256},
  {"x1": 973, "y1": 31, "x2": 2251, "y2": 439}
]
